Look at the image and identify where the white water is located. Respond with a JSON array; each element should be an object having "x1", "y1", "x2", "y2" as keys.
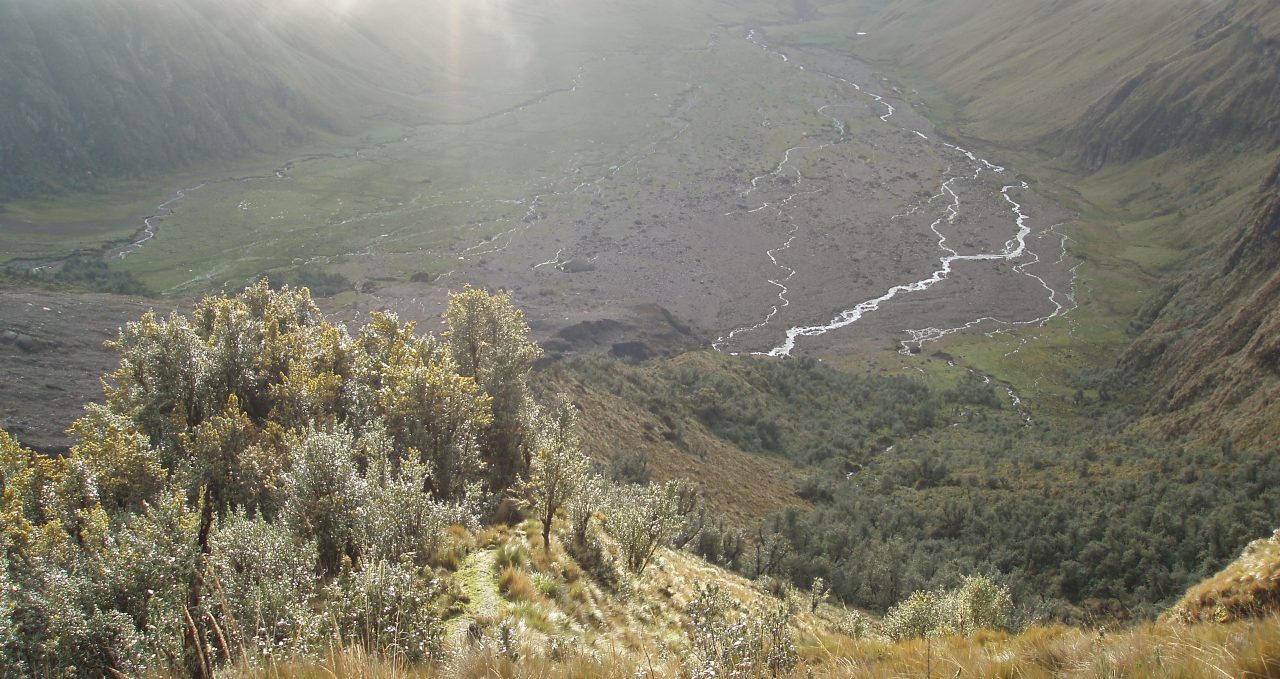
[
  {"x1": 723, "y1": 28, "x2": 1074, "y2": 359},
  {"x1": 1006, "y1": 386, "x2": 1033, "y2": 425},
  {"x1": 714, "y1": 30, "x2": 901, "y2": 350},
  {"x1": 904, "y1": 214, "x2": 1083, "y2": 354},
  {"x1": 113, "y1": 183, "x2": 207, "y2": 260},
  {"x1": 761, "y1": 173, "x2": 1030, "y2": 358},
  {"x1": 531, "y1": 248, "x2": 567, "y2": 270},
  {"x1": 713, "y1": 187, "x2": 818, "y2": 351}
]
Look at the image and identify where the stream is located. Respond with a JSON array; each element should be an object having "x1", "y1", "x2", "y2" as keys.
[
  {"x1": 718, "y1": 28, "x2": 1076, "y2": 359},
  {"x1": 94, "y1": 23, "x2": 1076, "y2": 375},
  {"x1": 107, "y1": 164, "x2": 292, "y2": 262}
]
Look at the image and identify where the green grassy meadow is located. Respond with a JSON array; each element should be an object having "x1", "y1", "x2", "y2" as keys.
[{"x1": 4, "y1": 0, "x2": 804, "y2": 288}]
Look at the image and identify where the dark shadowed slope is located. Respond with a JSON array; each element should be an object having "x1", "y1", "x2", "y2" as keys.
[
  {"x1": 1120, "y1": 158, "x2": 1280, "y2": 447},
  {"x1": 0, "y1": 0, "x2": 481, "y2": 201}
]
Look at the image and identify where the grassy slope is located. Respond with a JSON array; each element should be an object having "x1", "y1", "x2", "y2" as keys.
[
  {"x1": 233, "y1": 521, "x2": 1280, "y2": 678},
  {"x1": 1118, "y1": 160, "x2": 1280, "y2": 448},
  {"x1": 554, "y1": 372, "x2": 809, "y2": 525},
  {"x1": 1167, "y1": 531, "x2": 1280, "y2": 626},
  {"x1": 240, "y1": 619, "x2": 1280, "y2": 677}
]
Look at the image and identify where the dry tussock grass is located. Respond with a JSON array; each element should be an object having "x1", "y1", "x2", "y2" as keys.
[
  {"x1": 1166, "y1": 532, "x2": 1280, "y2": 625},
  {"x1": 804, "y1": 614, "x2": 1280, "y2": 679},
  {"x1": 499, "y1": 566, "x2": 540, "y2": 603},
  {"x1": 229, "y1": 609, "x2": 1280, "y2": 679},
  {"x1": 230, "y1": 527, "x2": 1280, "y2": 679}
]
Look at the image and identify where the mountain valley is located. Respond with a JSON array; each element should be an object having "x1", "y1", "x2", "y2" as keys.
[{"x1": 3, "y1": 0, "x2": 1280, "y2": 676}]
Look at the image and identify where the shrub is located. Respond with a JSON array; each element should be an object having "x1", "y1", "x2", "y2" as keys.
[
  {"x1": 947, "y1": 574, "x2": 1015, "y2": 635},
  {"x1": 683, "y1": 583, "x2": 797, "y2": 678},
  {"x1": 609, "y1": 450, "x2": 651, "y2": 485},
  {"x1": 882, "y1": 590, "x2": 943, "y2": 641},
  {"x1": 282, "y1": 427, "x2": 367, "y2": 575},
  {"x1": 206, "y1": 512, "x2": 320, "y2": 659},
  {"x1": 324, "y1": 560, "x2": 444, "y2": 663},
  {"x1": 361, "y1": 434, "x2": 478, "y2": 563},
  {"x1": 606, "y1": 480, "x2": 701, "y2": 573},
  {"x1": 841, "y1": 610, "x2": 873, "y2": 638},
  {"x1": 0, "y1": 489, "x2": 200, "y2": 677},
  {"x1": 882, "y1": 575, "x2": 1014, "y2": 640}
]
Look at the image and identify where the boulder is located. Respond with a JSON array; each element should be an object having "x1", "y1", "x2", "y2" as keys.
[{"x1": 14, "y1": 334, "x2": 39, "y2": 352}]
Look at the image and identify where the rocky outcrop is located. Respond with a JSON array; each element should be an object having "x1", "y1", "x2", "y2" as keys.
[{"x1": 539, "y1": 304, "x2": 701, "y2": 362}]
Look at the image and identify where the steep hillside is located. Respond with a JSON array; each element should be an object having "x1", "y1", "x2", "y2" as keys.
[
  {"x1": 843, "y1": 0, "x2": 1280, "y2": 163},
  {"x1": 1, "y1": 0, "x2": 342, "y2": 197},
  {"x1": 1068, "y1": 2, "x2": 1280, "y2": 169},
  {"x1": 0, "y1": 0, "x2": 561, "y2": 201},
  {"x1": 1166, "y1": 529, "x2": 1280, "y2": 625},
  {"x1": 1120, "y1": 159, "x2": 1280, "y2": 446}
]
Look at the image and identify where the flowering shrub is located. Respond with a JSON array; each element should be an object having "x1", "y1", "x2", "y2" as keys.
[
  {"x1": 207, "y1": 512, "x2": 321, "y2": 659},
  {"x1": 881, "y1": 574, "x2": 1014, "y2": 640},
  {"x1": 0, "y1": 284, "x2": 538, "y2": 676},
  {"x1": 881, "y1": 590, "x2": 943, "y2": 641},
  {"x1": 684, "y1": 583, "x2": 797, "y2": 678},
  {"x1": 324, "y1": 559, "x2": 444, "y2": 663}
]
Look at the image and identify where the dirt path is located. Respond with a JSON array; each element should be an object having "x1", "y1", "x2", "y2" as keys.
[{"x1": 446, "y1": 549, "x2": 500, "y2": 648}]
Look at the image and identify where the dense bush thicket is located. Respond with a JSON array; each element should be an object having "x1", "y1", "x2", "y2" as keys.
[
  {"x1": 548, "y1": 355, "x2": 946, "y2": 464},
  {"x1": 0, "y1": 283, "x2": 555, "y2": 676},
  {"x1": 0, "y1": 282, "x2": 757, "y2": 677},
  {"x1": 763, "y1": 442, "x2": 1280, "y2": 623},
  {"x1": 4, "y1": 256, "x2": 150, "y2": 295},
  {"x1": 551, "y1": 354, "x2": 1280, "y2": 624},
  {"x1": 268, "y1": 267, "x2": 353, "y2": 298}
]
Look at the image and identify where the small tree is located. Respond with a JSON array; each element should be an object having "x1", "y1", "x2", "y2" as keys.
[
  {"x1": 518, "y1": 400, "x2": 588, "y2": 551},
  {"x1": 567, "y1": 473, "x2": 605, "y2": 547},
  {"x1": 750, "y1": 525, "x2": 791, "y2": 578},
  {"x1": 445, "y1": 287, "x2": 542, "y2": 491},
  {"x1": 669, "y1": 479, "x2": 706, "y2": 549},
  {"x1": 607, "y1": 480, "x2": 688, "y2": 573},
  {"x1": 809, "y1": 576, "x2": 829, "y2": 613},
  {"x1": 375, "y1": 334, "x2": 490, "y2": 502}
]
